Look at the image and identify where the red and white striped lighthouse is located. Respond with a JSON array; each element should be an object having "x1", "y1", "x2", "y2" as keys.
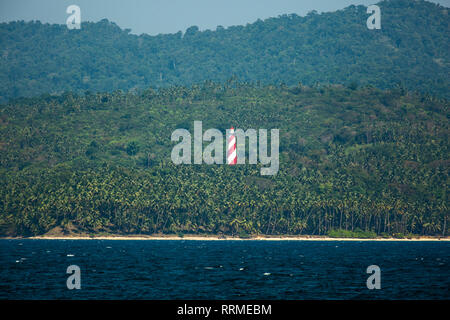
[{"x1": 227, "y1": 127, "x2": 237, "y2": 165}]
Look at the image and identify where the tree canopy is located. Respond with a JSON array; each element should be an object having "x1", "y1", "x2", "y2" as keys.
[
  {"x1": 0, "y1": 0, "x2": 449, "y2": 103},
  {"x1": 0, "y1": 82, "x2": 448, "y2": 237}
]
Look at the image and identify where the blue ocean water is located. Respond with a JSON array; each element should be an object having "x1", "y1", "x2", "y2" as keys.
[{"x1": 0, "y1": 239, "x2": 448, "y2": 299}]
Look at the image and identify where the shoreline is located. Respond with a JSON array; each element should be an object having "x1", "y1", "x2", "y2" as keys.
[{"x1": 2, "y1": 234, "x2": 449, "y2": 241}]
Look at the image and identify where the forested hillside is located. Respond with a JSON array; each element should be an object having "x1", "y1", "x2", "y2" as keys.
[
  {"x1": 0, "y1": 0, "x2": 449, "y2": 102},
  {"x1": 0, "y1": 83, "x2": 448, "y2": 237}
]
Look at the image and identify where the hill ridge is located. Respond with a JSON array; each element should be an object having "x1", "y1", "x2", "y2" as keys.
[{"x1": 0, "y1": 0, "x2": 449, "y2": 102}]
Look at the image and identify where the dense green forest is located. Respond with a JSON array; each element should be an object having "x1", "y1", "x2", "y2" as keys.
[
  {"x1": 0, "y1": 0, "x2": 449, "y2": 102},
  {"x1": 0, "y1": 82, "x2": 448, "y2": 237}
]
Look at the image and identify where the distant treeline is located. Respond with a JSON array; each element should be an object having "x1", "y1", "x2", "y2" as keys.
[
  {"x1": 0, "y1": 0, "x2": 449, "y2": 102},
  {"x1": 0, "y1": 82, "x2": 448, "y2": 237}
]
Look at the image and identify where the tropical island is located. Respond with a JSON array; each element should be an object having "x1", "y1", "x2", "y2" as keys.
[{"x1": 0, "y1": 0, "x2": 448, "y2": 240}]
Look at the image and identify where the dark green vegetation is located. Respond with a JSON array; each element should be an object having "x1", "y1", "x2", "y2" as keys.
[
  {"x1": 327, "y1": 228, "x2": 378, "y2": 239},
  {"x1": 1, "y1": 0, "x2": 449, "y2": 103},
  {"x1": 0, "y1": 83, "x2": 448, "y2": 237}
]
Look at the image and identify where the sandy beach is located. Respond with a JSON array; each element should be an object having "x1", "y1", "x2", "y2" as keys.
[{"x1": 5, "y1": 234, "x2": 449, "y2": 241}]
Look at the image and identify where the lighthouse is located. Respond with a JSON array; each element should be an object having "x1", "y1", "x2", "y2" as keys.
[
  {"x1": 227, "y1": 127, "x2": 237, "y2": 165},
  {"x1": 171, "y1": 121, "x2": 279, "y2": 175}
]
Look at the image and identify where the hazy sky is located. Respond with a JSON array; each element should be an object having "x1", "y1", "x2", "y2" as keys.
[{"x1": 1, "y1": 0, "x2": 449, "y2": 35}]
